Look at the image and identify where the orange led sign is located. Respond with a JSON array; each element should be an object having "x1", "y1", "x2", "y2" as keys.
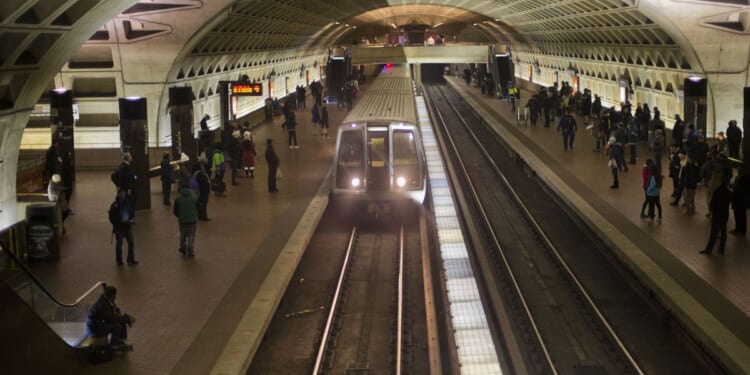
[{"x1": 230, "y1": 82, "x2": 263, "y2": 96}]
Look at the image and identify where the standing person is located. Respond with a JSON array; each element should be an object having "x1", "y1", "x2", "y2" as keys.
[
  {"x1": 639, "y1": 159, "x2": 654, "y2": 218},
  {"x1": 265, "y1": 138, "x2": 280, "y2": 193},
  {"x1": 608, "y1": 137, "x2": 622, "y2": 189},
  {"x1": 672, "y1": 114, "x2": 684, "y2": 150},
  {"x1": 700, "y1": 179, "x2": 732, "y2": 255},
  {"x1": 311, "y1": 104, "x2": 321, "y2": 135},
  {"x1": 241, "y1": 131, "x2": 256, "y2": 178},
  {"x1": 557, "y1": 109, "x2": 577, "y2": 151},
  {"x1": 86, "y1": 286, "x2": 135, "y2": 351},
  {"x1": 668, "y1": 146, "x2": 682, "y2": 199},
  {"x1": 174, "y1": 183, "x2": 199, "y2": 257},
  {"x1": 284, "y1": 111, "x2": 299, "y2": 149},
  {"x1": 731, "y1": 166, "x2": 750, "y2": 236},
  {"x1": 108, "y1": 189, "x2": 138, "y2": 266},
  {"x1": 627, "y1": 119, "x2": 639, "y2": 164},
  {"x1": 44, "y1": 142, "x2": 59, "y2": 185},
  {"x1": 726, "y1": 120, "x2": 742, "y2": 159},
  {"x1": 681, "y1": 156, "x2": 699, "y2": 214},
  {"x1": 160, "y1": 153, "x2": 175, "y2": 205},
  {"x1": 321, "y1": 106, "x2": 330, "y2": 138},
  {"x1": 210, "y1": 145, "x2": 226, "y2": 194},
  {"x1": 199, "y1": 114, "x2": 210, "y2": 131},
  {"x1": 646, "y1": 164, "x2": 663, "y2": 221},
  {"x1": 193, "y1": 163, "x2": 211, "y2": 221},
  {"x1": 114, "y1": 152, "x2": 136, "y2": 219}
]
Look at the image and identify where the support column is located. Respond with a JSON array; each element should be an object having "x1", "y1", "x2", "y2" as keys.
[
  {"x1": 168, "y1": 87, "x2": 196, "y2": 161},
  {"x1": 684, "y1": 78, "x2": 708, "y2": 136},
  {"x1": 118, "y1": 98, "x2": 150, "y2": 211},
  {"x1": 50, "y1": 90, "x2": 75, "y2": 197}
]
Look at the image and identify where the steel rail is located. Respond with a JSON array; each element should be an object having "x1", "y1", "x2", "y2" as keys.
[
  {"x1": 312, "y1": 226, "x2": 357, "y2": 374},
  {"x1": 396, "y1": 224, "x2": 404, "y2": 375},
  {"x1": 428, "y1": 85, "x2": 558, "y2": 374},
  {"x1": 439, "y1": 85, "x2": 644, "y2": 375}
]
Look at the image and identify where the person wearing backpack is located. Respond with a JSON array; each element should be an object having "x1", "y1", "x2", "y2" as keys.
[
  {"x1": 108, "y1": 189, "x2": 138, "y2": 265},
  {"x1": 646, "y1": 164, "x2": 663, "y2": 221}
]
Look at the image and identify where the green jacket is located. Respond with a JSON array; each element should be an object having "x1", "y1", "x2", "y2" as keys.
[{"x1": 173, "y1": 188, "x2": 198, "y2": 224}]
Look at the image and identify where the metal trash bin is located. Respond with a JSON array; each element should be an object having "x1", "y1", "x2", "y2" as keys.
[{"x1": 25, "y1": 202, "x2": 60, "y2": 261}]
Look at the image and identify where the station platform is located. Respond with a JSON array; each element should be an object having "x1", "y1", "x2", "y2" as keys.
[
  {"x1": 445, "y1": 76, "x2": 750, "y2": 373},
  {"x1": 18, "y1": 98, "x2": 342, "y2": 375}
]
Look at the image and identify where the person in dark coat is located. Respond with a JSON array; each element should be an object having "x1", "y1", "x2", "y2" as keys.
[
  {"x1": 108, "y1": 189, "x2": 138, "y2": 265},
  {"x1": 87, "y1": 285, "x2": 134, "y2": 351},
  {"x1": 726, "y1": 120, "x2": 742, "y2": 159},
  {"x1": 672, "y1": 114, "x2": 684, "y2": 150},
  {"x1": 700, "y1": 180, "x2": 732, "y2": 255},
  {"x1": 115, "y1": 152, "x2": 137, "y2": 218},
  {"x1": 241, "y1": 131, "x2": 256, "y2": 178},
  {"x1": 283, "y1": 111, "x2": 299, "y2": 148},
  {"x1": 731, "y1": 166, "x2": 750, "y2": 236},
  {"x1": 557, "y1": 109, "x2": 577, "y2": 151},
  {"x1": 174, "y1": 183, "x2": 199, "y2": 257},
  {"x1": 680, "y1": 156, "x2": 700, "y2": 214},
  {"x1": 265, "y1": 138, "x2": 280, "y2": 193},
  {"x1": 229, "y1": 129, "x2": 242, "y2": 185},
  {"x1": 44, "y1": 142, "x2": 59, "y2": 185},
  {"x1": 193, "y1": 163, "x2": 211, "y2": 221},
  {"x1": 160, "y1": 153, "x2": 175, "y2": 205}
]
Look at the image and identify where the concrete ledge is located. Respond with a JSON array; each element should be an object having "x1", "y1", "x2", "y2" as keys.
[
  {"x1": 446, "y1": 78, "x2": 750, "y2": 374},
  {"x1": 210, "y1": 169, "x2": 331, "y2": 375}
]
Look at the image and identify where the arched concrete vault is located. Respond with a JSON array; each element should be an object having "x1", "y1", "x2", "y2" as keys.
[{"x1": 0, "y1": 0, "x2": 749, "y2": 203}]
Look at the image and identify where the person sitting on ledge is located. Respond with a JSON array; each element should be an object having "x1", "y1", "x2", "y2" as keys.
[{"x1": 86, "y1": 285, "x2": 136, "y2": 351}]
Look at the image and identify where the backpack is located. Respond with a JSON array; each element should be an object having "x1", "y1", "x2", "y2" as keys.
[{"x1": 110, "y1": 169, "x2": 120, "y2": 186}]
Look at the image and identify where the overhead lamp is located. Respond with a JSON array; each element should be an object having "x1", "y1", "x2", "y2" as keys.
[
  {"x1": 53, "y1": 88, "x2": 68, "y2": 94},
  {"x1": 352, "y1": 26, "x2": 357, "y2": 29},
  {"x1": 344, "y1": 24, "x2": 349, "y2": 27},
  {"x1": 334, "y1": 20, "x2": 340, "y2": 25},
  {"x1": 687, "y1": 75, "x2": 704, "y2": 82},
  {"x1": 433, "y1": 22, "x2": 443, "y2": 28},
  {"x1": 391, "y1": 23, "x2": 397, "y2": 29},
  {"x1": 473, "y1": 23, "x2": 478, "y2": 26}
]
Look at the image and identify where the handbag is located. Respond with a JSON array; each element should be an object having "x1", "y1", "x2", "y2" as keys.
[
  {"x1": 276, "y1": 168, "x2": 283, "y2": 179},
  {"x1": 608, "y1": 159, "x2": 617, "y2": 169}
]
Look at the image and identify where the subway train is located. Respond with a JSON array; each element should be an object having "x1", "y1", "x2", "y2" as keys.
[{"x1": 331, "y1": 64, "x2": 427, "y2": 216}]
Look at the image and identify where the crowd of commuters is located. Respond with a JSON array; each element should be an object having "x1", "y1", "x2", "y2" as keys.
[{"x1": 463, "y1": 68, "x2": 747, "y2": 255}]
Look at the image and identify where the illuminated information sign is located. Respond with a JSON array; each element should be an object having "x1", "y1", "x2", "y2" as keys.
[{"x1": 230, "y1": 82, "x2": 263, "y2": 96}]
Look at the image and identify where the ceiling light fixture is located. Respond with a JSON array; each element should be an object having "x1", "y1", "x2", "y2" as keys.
[
  {"x1": 433, "y1": 22, "x2": 443, "y2": 28},
  {"x1": 391, "y1": 23, "x2": 397, "y2": 29}
]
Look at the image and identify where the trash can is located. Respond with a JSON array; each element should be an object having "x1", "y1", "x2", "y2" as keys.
[{"x1": 25, "y1": 202, "x2": 60, "y2": 261}]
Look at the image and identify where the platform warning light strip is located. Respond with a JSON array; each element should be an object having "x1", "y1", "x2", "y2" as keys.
[{"x1": 416, "y1": 97, "x2": 503, "y2": 375}]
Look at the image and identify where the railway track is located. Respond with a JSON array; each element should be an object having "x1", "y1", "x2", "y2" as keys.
[
  {"x1": 424, "y1": 82, "x2": 713, "y2": 374},
  {"x1": 313, "y1": 221, "x2": 421, "y2": 375}
]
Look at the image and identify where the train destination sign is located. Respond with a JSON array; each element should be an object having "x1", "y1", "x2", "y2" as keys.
[{"x1": 230, "y1": 82, "x2": 263, "y2": 96}]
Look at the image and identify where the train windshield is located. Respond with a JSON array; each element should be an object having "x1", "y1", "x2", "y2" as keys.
[
  {"x1": 393, "y1": 130, "x2": 418, "y2": 166},
  {"x1": 338, "y1": 131, "x2": 363, "y2": 167}
]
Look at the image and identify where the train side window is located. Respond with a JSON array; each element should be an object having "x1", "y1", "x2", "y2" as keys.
[
  {"x1": 393, "y1": 130, "x2": 417, "y2": 166},
  {"x1": 338, "y1": 131, "x2": 363, "y2": 167}
]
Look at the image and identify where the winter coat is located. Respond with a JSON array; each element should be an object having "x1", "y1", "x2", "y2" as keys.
[
  {"x1": 241, "y1": 139, "x2": 256, "y2": 168},
  {"x1": 312, "y1": 106, "x2": 320, "y2": 124},
  {"x1": 265, "y1": 144, "x2": 280, "y2": 169},
  {"x1": 173, "y1": 188, "x2": 198, "y2": 224},
  {"x1": 646, "y1": 175, "x2": 661, "y2": 197},
  {"x1": 680, "y1": 162, "x2": 699, "y2": 189}
]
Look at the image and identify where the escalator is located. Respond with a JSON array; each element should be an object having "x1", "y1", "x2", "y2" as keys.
[{"x1": 0, "y1": 240, "x2": 105, "y2": 373}]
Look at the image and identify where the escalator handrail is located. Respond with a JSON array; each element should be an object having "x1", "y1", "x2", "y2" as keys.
[{"x1": 0, "y1": 239, "x2": 105, "y2": 308}]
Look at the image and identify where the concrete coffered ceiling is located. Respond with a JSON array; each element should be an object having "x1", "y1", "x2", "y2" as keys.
[{"x1": 0, "y1": 0, "x2": 748, "y2": 120}]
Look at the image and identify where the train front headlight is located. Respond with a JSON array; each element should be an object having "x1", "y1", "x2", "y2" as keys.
[
  {"x1": 396, "y1": 176, "x2": 406, "y2": 188},
  {"x1": 351, "y1": 177, "x2": 361, "y2": 187}
]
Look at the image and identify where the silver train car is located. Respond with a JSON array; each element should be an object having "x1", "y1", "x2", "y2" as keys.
[{"x1": 331, "y1": 64, "x2": 427, "y2": 214}]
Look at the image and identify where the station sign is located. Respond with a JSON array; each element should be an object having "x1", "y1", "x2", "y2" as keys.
[{"x1": 229, "y1": 82, "x2": 263, "y2": 96}]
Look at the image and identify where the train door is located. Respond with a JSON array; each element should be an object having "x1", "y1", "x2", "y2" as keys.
[
  {"x1": 335, "y1": 129, "x2": 364, "y2": 190},
  {"x1": 367, "y1": 126, "x2": 389, "y2": 191}
]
